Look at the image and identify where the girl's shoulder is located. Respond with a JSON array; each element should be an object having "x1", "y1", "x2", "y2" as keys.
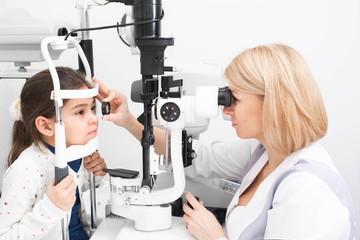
[
  {"x1": 3, "y1": 144, "x2": 55, "y2": 194},
  {"x1": 6, "y1": 143, "x2": 55, "y2": 176}
]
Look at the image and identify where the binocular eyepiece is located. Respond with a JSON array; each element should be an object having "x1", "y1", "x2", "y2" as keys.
[{"x1": 218, "y1": 86, "x2": 231, "y2": 107}]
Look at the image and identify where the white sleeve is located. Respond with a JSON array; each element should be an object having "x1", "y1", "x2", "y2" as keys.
[
  {"x1": 185, "y1": 138, "x2": 252, "y2": 181},
  {"x1": 0, "y1": 165, "x2": 67, "y2": 240},
  {"x1": 265, "y1": 172, "x2": 351, "y2": 240}
]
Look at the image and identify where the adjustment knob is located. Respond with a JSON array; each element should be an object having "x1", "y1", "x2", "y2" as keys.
[{"x1": 160, "y1": 102, "x2": 180, "y2": 122}]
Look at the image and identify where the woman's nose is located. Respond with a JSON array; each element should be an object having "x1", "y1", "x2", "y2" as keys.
[{"x1": 223, "y1": 105, "x2": 234, "y2": 116}]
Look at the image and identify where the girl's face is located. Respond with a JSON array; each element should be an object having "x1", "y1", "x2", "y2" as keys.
[
  {"x1": 60, "y1": 86, "x2": 98, "y2": 147},
  {"x1": 223, "y1": 88, "x2": 264, "y2": 140}
]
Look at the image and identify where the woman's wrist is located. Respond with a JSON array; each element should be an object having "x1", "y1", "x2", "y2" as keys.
[
  {"x1": 115, "y1": 112, "x2": 135, "y2": 128},
  {"x1": 126, "y1": 115, "x2": 143, "y2": 139}
]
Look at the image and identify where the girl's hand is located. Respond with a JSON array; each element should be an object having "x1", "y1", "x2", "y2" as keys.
[
  {"x1": 46, "y1": 176, "x2": 76, "y2": 212},
  {"x1": 92, "y1": 77, "x2": 136, "y2": 129},
  {"x1": 84, "y1": 151, "x2": 107, "y2": 176},
  {"x1": 183, "y1": 191, "x2": 226, "y2": 240}
]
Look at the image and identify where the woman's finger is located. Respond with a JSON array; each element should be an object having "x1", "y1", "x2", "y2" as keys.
[
  {"x1": 84, "y1": 152, "x2": 100, "y2": 166},
  {"x1": 92, "y1": 77, "x2": 110, "y2": 97},
  {"x1": 86, "y1": 157, "x2": 104, "y2": 170},
  {"x1": 102, "y1": 112, "x2": 119, "y2": 122},
  {"x1": 183, "y1": 213, "x2": 190, "y2": 223},
  {"x1": 91, "y1": 151, "x2": 100, "y2": 159},
  {"x1": 183, "y1": 202, "x2": 194, "y2": 216},
  {"x1": 92, "y1": 79, "x2": 108, "y2": 103},
  {"x1": 103, "y1": 89, "x2": 119, "y2": 103},
  {"x1": 184, "y1": 191, "x2": 201, "y2": 210}
]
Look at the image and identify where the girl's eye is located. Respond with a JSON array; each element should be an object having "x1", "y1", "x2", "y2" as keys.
[
  {"x1": 91, "y1": 105, "x2": 96, "y2": 112},
  {"x1": 76, "y1": 110, "x2": 84, "y2": 115}
]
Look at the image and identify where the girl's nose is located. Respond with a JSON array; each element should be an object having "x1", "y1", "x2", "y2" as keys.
[{"x1": 89, "y1": 111, "x2": 98, "y2": 124}]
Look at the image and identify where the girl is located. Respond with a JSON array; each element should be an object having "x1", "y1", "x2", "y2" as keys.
[
  {"x1": 93, "y1": 44, "x2": 355, "y2": 240},
  {"x1": 0, "y1": 67, "x2": 107, "y2": 240}
]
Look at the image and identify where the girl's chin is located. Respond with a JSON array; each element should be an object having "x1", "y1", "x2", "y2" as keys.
[{"x1": 67, "y1": 137, "x2": 97, "y2": 147}]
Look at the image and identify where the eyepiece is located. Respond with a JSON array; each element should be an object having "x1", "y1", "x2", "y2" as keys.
[
  {"x1": 102, "y1": 102, "x2": 111, "y2": 115},
  {"x1": 218, "y1": 87, "x2": 231, "y2": 107},
  {"x1": 57, "y1": 27, "x2": 68, "y2": 36}
]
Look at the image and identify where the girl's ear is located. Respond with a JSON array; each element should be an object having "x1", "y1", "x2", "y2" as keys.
[{"x1": 35, "y1": 116, "x2": 55, "y2": 136}]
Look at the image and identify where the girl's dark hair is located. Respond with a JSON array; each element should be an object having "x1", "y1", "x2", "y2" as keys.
[{"x1": 7, "y1": 66, "x2": 92, "y2": 166}]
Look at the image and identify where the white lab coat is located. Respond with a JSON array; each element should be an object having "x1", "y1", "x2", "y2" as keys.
[
  {"x1": 0, "y1": 143, "x2": 102, "y2": 240},
  {"x1": 186, "y1": 138, "x2": 354, "y2": 240}
]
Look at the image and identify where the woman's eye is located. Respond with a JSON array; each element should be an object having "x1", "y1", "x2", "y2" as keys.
[
  {"x1": 91, "y1": 105, "x2": 96, "y2": 112},
  {"x1": 232, "y1": 96, "x2": 239, "y2": 104}
]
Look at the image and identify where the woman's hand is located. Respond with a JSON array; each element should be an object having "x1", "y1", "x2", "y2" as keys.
[
  {"x1": 92, "y1": 77, "x2": 165, "y2": 155},
  {"x1": 92, "y1": 77, "x2": 136, "y2": 129},
  {"x1": 46, "y1": 176, "x2": 76, "y2": 212},
  {"x1": 183, "y1": 191, "x2": 226, "y2": 240},
  {"x1": 84, "y1": 151, "x2": 107, "y2": 176}
]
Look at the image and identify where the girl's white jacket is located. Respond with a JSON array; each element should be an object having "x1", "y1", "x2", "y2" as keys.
[
  {"x1": 186, "y1": 138, "x2": 355, "y2": 240},
  {"x1": 0, "y1": 143, "x2": 103, "y2": 240}
]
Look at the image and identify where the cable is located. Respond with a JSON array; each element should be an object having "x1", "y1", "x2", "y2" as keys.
[
  {"x1": 116, "y1": 22, "x2": 131, "y2": 47},
  {"x1": 64, "y1": 10, "x2": 164, "y2": 40}
]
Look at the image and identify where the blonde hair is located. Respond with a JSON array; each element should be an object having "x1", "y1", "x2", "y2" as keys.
[{"x1": 225, "y1": 44, "x2": 328, "y2": 157}]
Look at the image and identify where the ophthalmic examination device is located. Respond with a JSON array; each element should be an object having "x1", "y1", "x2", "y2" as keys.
[{"x1": 0, "y1": 1, "x2": 235, "y2": 238}]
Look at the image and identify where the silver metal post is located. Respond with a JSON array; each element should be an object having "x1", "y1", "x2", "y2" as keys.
[
  {"x1": 77, "y1": 3, "x2": 97, "y2": 235},
  {"x1": 61, "y1": 217, "x2": 69, "y2": 240},
  {"x1": 77, "y1": 5, "x2": 91, "y2": 40},
  {"x1": 54, "y1": 101, "x2": 62, "y2": 124},
  {"x1": 55, "y1": 100, "x2": 68, "y2": 240},
  {"x1": 89, "y1": 172, "x2": 97, "y2": 235}
]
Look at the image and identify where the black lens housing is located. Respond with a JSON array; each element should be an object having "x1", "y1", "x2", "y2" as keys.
[
  {"x1": 102, "y1": 102, "x2": 111, "y2": 115},
  {"x1": 218, "y1": 87, "x2": 231, "y2": 107}
]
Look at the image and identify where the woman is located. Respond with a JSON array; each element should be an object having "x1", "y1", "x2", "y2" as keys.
[{"x1": 94, "y1": 44, "x2": 355, "y2": 240}]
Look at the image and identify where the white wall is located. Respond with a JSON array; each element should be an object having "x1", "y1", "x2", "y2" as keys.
[{"x1": 1, "y1": 0, "x2": 359, "y2": 238}]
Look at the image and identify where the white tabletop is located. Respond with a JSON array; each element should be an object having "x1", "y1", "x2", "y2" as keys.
[{"x1": 90, "y1": 216, "x2": 196, "y2": 240}]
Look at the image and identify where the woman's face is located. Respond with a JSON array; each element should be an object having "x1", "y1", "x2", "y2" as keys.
[{"x1": 223, "y1": 88, "x2": 264, "y2": 140}]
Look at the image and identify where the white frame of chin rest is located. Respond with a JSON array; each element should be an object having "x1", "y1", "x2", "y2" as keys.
[
  {"x1": 41, "y1": 36, "x2": 100, "y2": 240},
  {"x1": 41, "y1": 36, "x2": 99, "y2": 167}
]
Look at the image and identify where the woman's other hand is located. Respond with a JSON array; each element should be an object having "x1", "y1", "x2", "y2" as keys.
[
  {"x1": 84, "y1": 151, "x2": 107, "y2": 176},
  {"x1": 183, "y1": 191, "x2": 226, "y2": 240}
]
